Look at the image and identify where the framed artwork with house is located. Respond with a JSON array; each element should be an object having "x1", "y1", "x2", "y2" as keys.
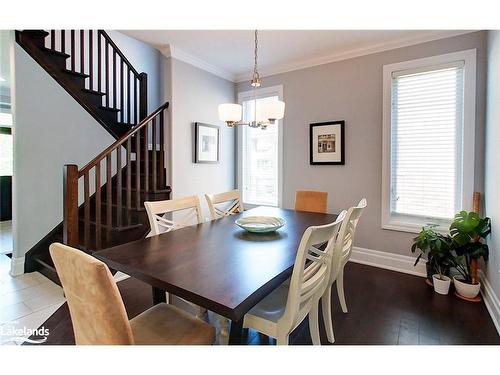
[
  {"x1": 195, "y1": 122, "x2": 220, "y2": 163},
  {"x1": 309, "y1": 121, "x2": 345, "y2": 165}
]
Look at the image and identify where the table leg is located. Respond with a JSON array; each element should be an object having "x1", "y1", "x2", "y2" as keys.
[
  {"x1": 228, "y1": 318, "x2": 244, "y2": 345},
  {"x1": 152, "y1": 286, "x2": 166, "y2": 305}
]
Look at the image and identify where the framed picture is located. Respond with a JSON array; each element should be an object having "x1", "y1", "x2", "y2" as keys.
[
  {"x1": 195, "y1": 123, "x2": 219, "y2": 163},
  {"x1": 310, "y1": 121, "x2": 345, "y2": 165}
]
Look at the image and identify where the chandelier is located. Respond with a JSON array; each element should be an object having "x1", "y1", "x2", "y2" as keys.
[{"x1": 218, "y1": 30, "x2": 285, "y2": 130}]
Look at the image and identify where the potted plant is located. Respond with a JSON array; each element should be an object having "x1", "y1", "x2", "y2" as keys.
[
  {"x1": 449, "y1": 211, "x2": 491, "y2": 299},
  {"x1": 411, "y1": 225, "x2": 454, "y2": 295}
]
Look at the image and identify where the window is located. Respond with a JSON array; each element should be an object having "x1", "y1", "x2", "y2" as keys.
[
  {"x1": 382, "y1": 50, "x2": 476, "y2": 232},
  {"x1": 238, "y1": 86, "x2": 283, "y2": 207}
]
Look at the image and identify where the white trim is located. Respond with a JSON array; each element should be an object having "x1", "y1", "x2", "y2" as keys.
[
  {"x1": 159, "y1": 44, "x2": 235, "y2": 82},
  {"x1": 381, "y1": 49, "x2": 477, "y2": 233},
  {"x1": 237, "y1": 85, "x2": 284, "y2": 208},
  {"x1": 113, "y1": 271, "x2": 130, "y2": 283},
  {"x1": 479, "y1": 270, "x2": 500, "y2": 336},
  {"x1": 10, "y1": 256, "x2": 25, "y2": 276},
  {"x1": 235, "y1": 31, "x2": 476, "y2": 82},
  {"x1": 349, "y1": 246, "x2": 427, "y2": 277}
]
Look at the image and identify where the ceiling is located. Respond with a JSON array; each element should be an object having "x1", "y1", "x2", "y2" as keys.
[{"x1": 120, "y1": 30, "x2": 472, "y2": 82}]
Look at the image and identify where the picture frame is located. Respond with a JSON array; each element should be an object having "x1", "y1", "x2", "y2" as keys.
[
  {"x1": 195, "y1": 122, "x2": 220, "y2": 164},
  {"x1": 309, "y1": 121, "x2": 345, "y2": 165}
]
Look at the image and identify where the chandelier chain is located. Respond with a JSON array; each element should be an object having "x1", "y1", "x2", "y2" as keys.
[{"x1": 252, "y1": 29, "x2": 260, "y2": 83}]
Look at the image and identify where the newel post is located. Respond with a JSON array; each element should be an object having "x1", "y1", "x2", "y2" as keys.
[
  {"x1": 139, "y1": 72, "x2": 148, "y2": 121},
  {"x1": 63, "y1": 164, "x2": 79, "y2": 247}
]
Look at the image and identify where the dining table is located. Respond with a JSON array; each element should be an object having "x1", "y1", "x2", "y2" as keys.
[{"x1": 94, "y1": 205, "x2": 338, "y2": 344}]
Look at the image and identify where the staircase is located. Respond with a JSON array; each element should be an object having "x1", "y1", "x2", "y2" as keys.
[{"x1": 18, "y1": 30, "x2": 171, "y2": 283}]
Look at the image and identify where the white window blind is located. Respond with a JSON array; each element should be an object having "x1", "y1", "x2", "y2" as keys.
[
  {"x1": 390, "y1": 62, "x2": 465, "y2": 221},
  {"x1": 241, "y1": 96, "x2": 280, "y2": 206}
]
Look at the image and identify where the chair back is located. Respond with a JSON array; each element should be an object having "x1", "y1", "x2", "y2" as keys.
[
  {"x1": 294, "y1": 191, "x2": 328, "y2": 213},
  {"x1": 205, "y1": 189, "x2": 244, "y2": 220},
  {"x1": 144, "y1": 196, "x2": 203, "y2": 237},
  {"x1": 329, "y1": 198, "x2": 367, "y2": 285},
  {"x1": 282, "y1": 211, "x2": 346, "y2": 331},
  {"x1": 49, "y1": 243, "x2": 134, "y2": 345}
]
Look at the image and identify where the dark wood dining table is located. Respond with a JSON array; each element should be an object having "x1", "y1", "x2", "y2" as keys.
[{"x1": 94, "y1": 206, "x2": 338, "y2": 344}]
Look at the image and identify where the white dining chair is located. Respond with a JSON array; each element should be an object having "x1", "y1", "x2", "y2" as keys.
[
  {"x1": 242, "y1": 211, "x2": 347, "y2": 345},
  {"x1": 205, "y1": 189, "x2": 244, "y2": 220},
  {"x1": 317, "y1": 198, "x2": 367, "y2": 344},
  {"x1": 144, "y1": 196, "x2": 206, "y2": 319}
]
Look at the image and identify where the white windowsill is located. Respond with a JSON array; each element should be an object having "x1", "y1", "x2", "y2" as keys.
[{"x1": 382, "y1": 217, "x2": 451, "y2": 235}]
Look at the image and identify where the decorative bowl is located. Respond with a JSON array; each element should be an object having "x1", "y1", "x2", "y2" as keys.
[{"x1": 235, "y1": 216, "x2": 285, "y2": 233}]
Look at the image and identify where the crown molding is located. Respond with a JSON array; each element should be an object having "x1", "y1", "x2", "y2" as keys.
[
  {"x1": 235, "y1": 30, "x2": 478, "y2": 82},
  {"x1": 158, "y1": 44, "x2": 236, "y2": 82}
]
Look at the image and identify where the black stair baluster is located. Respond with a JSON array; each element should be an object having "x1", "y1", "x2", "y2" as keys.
[
  {"x1": 113, "y1": 51, "x2": 117, "y2": 110},
  {"x1": 120, "y1": 60, "x2": 124, "y2": 123},
  {"x1": 61, "y1": 30, "x2": 66, "y2": 54},
  {"x1": 97, "y1": 32, "x2": 101, "y2": 93},
  {"x1": 127, "y1": 67, "x2": 131, "y2": 124},
  {"x1": 105, "y1": 41, "x2": 109, "y2": 107},
  {"x1": 89, "y1": 30, "x2": 93, "y2": 91},
  {"x1": 50, "y1": 30, "x2": 55, "y2": 50},
  {"x1": 70, "y1": 30, "x2": 75, "y2": 71},
  {"x1": 80, "y1": 30, "x2": 84, "y2": 75}
]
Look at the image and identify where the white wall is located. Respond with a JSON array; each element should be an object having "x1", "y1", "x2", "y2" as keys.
[
  {"x1": 169, "y1": 58, "x2": 236, "y2": 218},
  {"x1": 236, "y1": 31, "x2": 487, "y2": 257},
  {"x1": 484, "y1": 30, "x2": 500, "y2": 327}
]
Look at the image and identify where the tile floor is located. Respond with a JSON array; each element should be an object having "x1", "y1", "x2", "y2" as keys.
[{"x1": 0, "y1": 254, "x2": 65, "y2": 345}]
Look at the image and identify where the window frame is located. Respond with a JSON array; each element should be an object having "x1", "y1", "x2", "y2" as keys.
[
  {"x1": 237, "y1": 85, "x2": 284, "y2": 208},
  {"x1": 381, "y1": 49, "x2": 476, "y2": 233}
]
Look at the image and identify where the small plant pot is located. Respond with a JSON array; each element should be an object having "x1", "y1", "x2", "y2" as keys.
[
  {"x1": 453, "y1": 276, "x2": 481, "y2": 299},
  {"x1": 432, "y1": 274, "x2": 451, "y2": 295}
]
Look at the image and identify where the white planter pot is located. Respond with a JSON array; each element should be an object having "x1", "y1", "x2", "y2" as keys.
[
  {"x1": 453, "y1": 276, "x2": 481, "y2": 299},
  {"x1": 432, "y1": 274, "x2": 451, "y2": 295}
]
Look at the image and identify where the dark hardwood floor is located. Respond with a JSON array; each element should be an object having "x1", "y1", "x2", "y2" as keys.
[{"x1": 36, "y1": 262, "x2": 500, "y2": 345}]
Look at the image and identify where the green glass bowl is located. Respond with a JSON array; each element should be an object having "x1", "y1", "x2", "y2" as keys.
[{"x1": 235, "y1": 216, "x2": 286, "y2": 233}]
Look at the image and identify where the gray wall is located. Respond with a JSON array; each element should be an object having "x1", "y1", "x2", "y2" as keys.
[
  {"x1": 485, "y1": 30, "x2": 500, "y2": 309},
  {"x1": 236, "y1": 31, "x2": 487, "y2": 257},
  {"x1": 12, "y1": 44, "x2": 117, "y2": 259},
  {"x1": 12, "y1": 31, "x2": 164, "y2": 260},
  {"x1": 170, "y1": 58, "x2": 236, "y2": 219},
  {"x1": 107, "y1": 30, "x2": 164, "y2": 111}
]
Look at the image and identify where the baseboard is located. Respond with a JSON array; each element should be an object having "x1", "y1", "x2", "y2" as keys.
[
  {"x1": 479, "y1": 270, "x2": 500, "y2": 335},
  {"x1": 10, "y1": 256, "x2": 25, "y2": 276},
  {"x1": 350, "y1": 246, "x2": 427, "y2": 277}
]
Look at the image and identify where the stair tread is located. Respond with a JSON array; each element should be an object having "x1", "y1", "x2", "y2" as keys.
[
  {"x1": 40, "y1": 47, "x2": 70, "y2": 59},
  {"x1": 99, "y1": 106, "x2": 121, "y2": 112},
  {"x1": 62, "y1": 69, "x2": 89, "y2": 78},
  {"x1": 22, "y1": 30, "x2": 49, "y2": 37},
  {"x1": 81, "y1": 88, "x2": 106, "y2": 96}
]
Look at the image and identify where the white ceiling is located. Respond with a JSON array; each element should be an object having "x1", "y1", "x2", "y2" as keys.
[{"x1": 120, "y1": 30, "x2": 472, "y2": 82}]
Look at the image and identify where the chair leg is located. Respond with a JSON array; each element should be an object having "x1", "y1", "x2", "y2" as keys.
[
  {"x1": 337, "y1": 267, "x2": 348, "y2": 313},
  {"x1": 218, "y1": 315, "x2": 230, "y2": 344},
  {"x1": 321, "y1": 285, "x2": 335, "y2": 343},
  {"x1": 276, "y1": 333, "x2": 289, "y2": 345},
  {"x1": 308, "y1": 302, "x2": 321, "y2": 345}
]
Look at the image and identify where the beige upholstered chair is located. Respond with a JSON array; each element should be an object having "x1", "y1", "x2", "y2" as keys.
[
  {"x1": 49, "y1": 243, "x2": 215, "y2": 345},
  {"x1": 205, "y1": 189, "x2": 244, "y2": 220},
  {"x1": 295, "y1": 191, "x2": 328, "y2": 214}
]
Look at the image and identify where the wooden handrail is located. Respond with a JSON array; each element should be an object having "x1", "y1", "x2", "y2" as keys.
[
  {"x1": 78, "y1": 101, "x2": 169, "y2": 176},
  {"x1": 98, "y1": 30, "x2": 141, "y2": 78}
]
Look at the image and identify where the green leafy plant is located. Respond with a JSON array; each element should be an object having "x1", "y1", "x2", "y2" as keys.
[
  {"x1": 449, "y1": 211, "x2": 491, "y2": 283},
  {"x1": 411, "y1": 225, "x2": 454, "y2": 280}
]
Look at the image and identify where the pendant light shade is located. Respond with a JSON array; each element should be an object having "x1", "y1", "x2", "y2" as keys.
[
  {"x1": 260, "y1": 100, "x2": 285, "y2": 122},
  {"x1": 218, "y1": 103, "x2": 242, "y2": 124}
]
